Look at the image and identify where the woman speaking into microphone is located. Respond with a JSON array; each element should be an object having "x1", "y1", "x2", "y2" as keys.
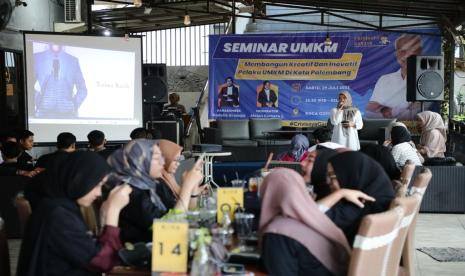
[{"x1": 330, "y1": 91, "x2": 363, "y2": 150}]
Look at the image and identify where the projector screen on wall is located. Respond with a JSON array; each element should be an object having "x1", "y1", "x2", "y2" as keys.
[{"x1": 24, "y1": 32, "x2": 143, "y2": 143}]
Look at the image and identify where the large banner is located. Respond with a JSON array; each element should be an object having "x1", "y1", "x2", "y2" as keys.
[{"x1": 208, "y1": 29, "x2": 442, "y2": 126}]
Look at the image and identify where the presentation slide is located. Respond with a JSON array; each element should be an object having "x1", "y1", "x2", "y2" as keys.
[{"x1": 24, "y1": 32, "x2": 143, "y2": 143}]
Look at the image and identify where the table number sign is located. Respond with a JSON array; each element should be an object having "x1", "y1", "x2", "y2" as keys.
[
  {"x1": 152, "y1": 221, "x2": 188, "y2": 273},
  {"x1": 217, "y1": 187, "x2": 244, "y2": 223}
]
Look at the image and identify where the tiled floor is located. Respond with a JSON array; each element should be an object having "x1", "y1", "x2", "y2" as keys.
[
  {"x1": 415, "y1": 214, "x2": 465, "y2": 276},
  {"x1": 7, "y1": 214, "x2": 465, "y2": 276}
]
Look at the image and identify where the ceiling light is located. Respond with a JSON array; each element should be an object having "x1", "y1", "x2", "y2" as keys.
[
  {"x1": 184, "y1": 10, "x2": 191, "y2": 26},
  {"x1": 144, "y1": 7, "x2": 152, "y2": 15},
  {"x1": 133, "y1": 0, "x2": 142, "y2": 8},
  {"x1": 103, "y1": 30, "x2": 111, "y2": 36},
  {"x1": 324, "y1": 33, "x2": 332, "y2": 46}
]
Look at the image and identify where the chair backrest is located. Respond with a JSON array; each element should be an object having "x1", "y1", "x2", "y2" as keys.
[
  {"x1": 409, "y1": 167, "x2": 432, "y2": 197},
  {"x1": 218, "y1": 120, "x2": 250, "y2": 140},
  {"x1": 400, "y1": 160, "x2": 416, "y2": 187},
  {"x1": 0, "y1": 217, "x2": 11, "y2": 276},
  {"x1": 401, "y1": 168, "x2": 432, "y2": 276},
  {"x1": 15, "y1": 195, "x2": 32, "y2": 238},
  {"x1": 348, "y1": 206, "x2": 404, "y2": 276},
  {"x1": 387, "y1": 197, "x2": 420, "y2": 276}
]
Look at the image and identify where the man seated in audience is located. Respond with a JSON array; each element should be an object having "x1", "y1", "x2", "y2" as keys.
[
  {"x1": 308, "y1": 127, "x2": 344, "y2": 152},
  {"x1": 87, "y1": 130, "x2": 114, "y2": 160},
  {"x1": 0, "y1": 131, "x2": 17, "y2": 164},
  {"x1": 35, "y1": 132, "x2": 76, "y2": 170},
  {"x1": 130, "y1": 127, "x2": 151, "y2": 140},
  {"x1": 26, "y1": 132, "x2": 76, "y2": 209},
  {"x1": 17, "y1": 129, "x2": 35, "y2": 170},
  {"x1": 0, "y1": 141, "x2": 36, "y2": 177}
]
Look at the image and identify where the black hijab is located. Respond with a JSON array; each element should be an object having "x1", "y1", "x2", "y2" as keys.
[
  {"x1": 17, "y1": 151, "x2": 111, "y2": 276},
  {"x1": 329, "y1": 151, "x2": 395, "y2": 213},
  {"x1": 391, "y1": 126, "x2": 411, "y2": 146},
  {"x1": 310, "y1": 148, "x2": 338, "y2": 199},
  {"x1": 327, "y1": 151, "x2": 395, "y2": 244},
  {"x1": 360, "y1": 144, "x2": 401, "y2": 181}
]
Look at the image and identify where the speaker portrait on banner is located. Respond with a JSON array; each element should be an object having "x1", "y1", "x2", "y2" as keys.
[
  {"x1": 217, "y1": 76, "x2": 240, "y2": 108},
  {"x1": 257, "y1": 80, "x2": 278, "y2": 108},
  {"x1": 365, "y1": 34, "x2": 424, "y2": 120}
]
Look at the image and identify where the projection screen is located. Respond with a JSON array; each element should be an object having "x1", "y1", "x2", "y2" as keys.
[{"x1": 24, "y1": 32, "x2": 143, "y2": 143}]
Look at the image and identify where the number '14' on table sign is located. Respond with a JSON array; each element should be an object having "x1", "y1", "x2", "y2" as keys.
[{"x1": 152, "y1": 221, "x2": 188, "y2": 273}]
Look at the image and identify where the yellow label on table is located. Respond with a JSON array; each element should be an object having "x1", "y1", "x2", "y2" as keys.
[
  {"x1": 217, "y1": 187, "x2": 244, "y2": 223},
  {"x1": 152, "y1": 221, "x2": 188, "y2": 273}
]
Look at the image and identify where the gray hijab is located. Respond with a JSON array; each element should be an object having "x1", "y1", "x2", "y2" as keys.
[
  {"x1": 108, "y1": 139, "x2": 166, "y2": 212},
  {"x1": 290, "y1": 134, "x2": 310, "y2": 161}
]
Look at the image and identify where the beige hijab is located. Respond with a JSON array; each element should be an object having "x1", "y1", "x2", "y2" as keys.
[
  {"x1": 158, "y1": 139, "x2": 182, "y2": 196},
  {"x1": 416, "y1": 111, "x2": 446, "y2": 158},
  {"x1": 259, "y1": 168, "x2": 351, "y2": 276}
]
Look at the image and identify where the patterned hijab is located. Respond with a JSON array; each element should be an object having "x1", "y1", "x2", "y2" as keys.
[
  {"x1": 108, "y1": 139, "x2": 166, "y2": 211},
  {"x1": 260, "y1": 168, "x2": 351, "y2": 276},
  {"x1": 289, "y1": 134, "x2": 309, "y2": 161}
]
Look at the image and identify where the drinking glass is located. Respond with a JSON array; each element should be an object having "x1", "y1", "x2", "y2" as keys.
[{"x1": 234, "y1": 213, "x2": 255, "y2": 252}]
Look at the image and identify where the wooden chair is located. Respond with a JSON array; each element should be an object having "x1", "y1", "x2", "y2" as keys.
[
  {"x1": 0, "y1": 217, "x2": 11, "y2": 276},
  {"x1": 348, "y1": 206, "x2": 404, "y2": 276},
  {"x1": 14, "y1": 195, "x2": 32, "y2": 238},
  {"x1": 400, "y1": 168, "x2": 432, "y2": 276},
  {"x1": 387, "y1": 197, "x2": 420, "y2": 276},
  {"x1": 396, "y1": 160, "x2": 416, "y2": 197}
]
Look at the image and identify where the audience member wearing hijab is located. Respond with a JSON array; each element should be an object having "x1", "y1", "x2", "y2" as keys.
[
  {"x1": 360, "y1": 144, "x2": 401, "y2": 180},
  {"x1": 260, "y1": 168, "x2": 351, "y2": 276},
  {"x1": 324, "y1": 151, "x2": 395, "y2": 244},
  {"x1": 301, "y1": 148, "x2": 351, "y2": 200},
  {"x1": 108, "y1": 139, "x2": 203, "y2": 243},
  {"x1": 157, "y1": 139, "x2": 205, "y2": 210},
  {"x1": 278, "y1": 134, "x2": 310, "y2": 162},
  {"x1": 302, "y1": 149, "x2": 337, "y2": 199},
  {"x1": 330, "y1": 91, "x2": 363, "y2": 150},
  {"x1": 416, "y1": 111, "x2": 447, "y2": 158},
  {"x1": 390, "y1": 126, "x2": 423, "y2": 167},
  {"x1": 17, "y1": 151, "x2": 132, "y2": 276}
]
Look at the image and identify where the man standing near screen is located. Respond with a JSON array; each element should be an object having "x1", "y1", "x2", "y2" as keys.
[
  {"x1": 365, "y1": 34, "x2": 422, "y2": 119},
  {"x1": 33, "y1": 44, "x2": 88, "y2": 118}
]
